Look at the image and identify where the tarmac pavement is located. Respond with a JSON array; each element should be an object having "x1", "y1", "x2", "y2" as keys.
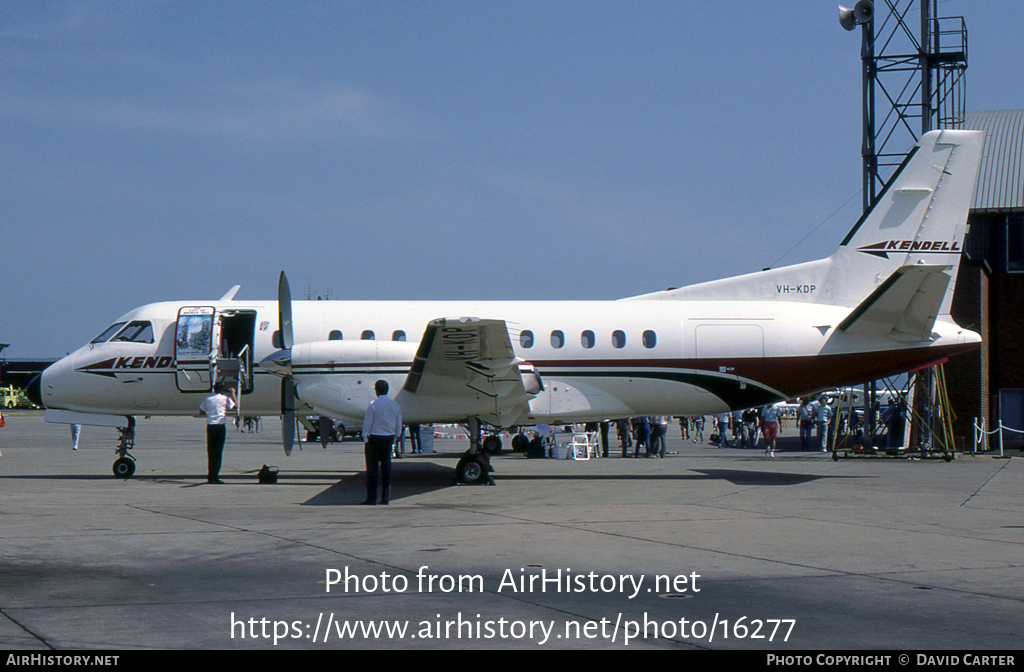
[{"x1": 1, "y1": 413, "x2": 1021, "y2": 650}]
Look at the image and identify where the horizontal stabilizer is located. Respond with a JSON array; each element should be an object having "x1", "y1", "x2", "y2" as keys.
[{"x1": 838, "y1": 265, "x2": 952, "y2": 339}]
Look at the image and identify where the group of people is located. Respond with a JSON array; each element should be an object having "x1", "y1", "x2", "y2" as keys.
[
  {"x1": 613, "y1": 416, "x2": 674, "y2": 458},
  {"x1": 796, "y1": 397, "x2": 835, "y2": 453},
  {"x1": 678, "y1": 408, "x2": 786, "y2": 457},
  {"x1": 610, "y1": 399, "x2": 837, "y2": 459},
  {"x1": 198, "y1": 379, "x2": 842, "y2": 500}
]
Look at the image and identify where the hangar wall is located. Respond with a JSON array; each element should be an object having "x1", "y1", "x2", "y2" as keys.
[{"x1": 948, "y1": 109, "x2": 1024, "y2": 449}]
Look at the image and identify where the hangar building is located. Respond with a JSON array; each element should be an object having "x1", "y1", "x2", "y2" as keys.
[{"x1": 947, "y1": 109, "x2": 1024, "y2": 449}]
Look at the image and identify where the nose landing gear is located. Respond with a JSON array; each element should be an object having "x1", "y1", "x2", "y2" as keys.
[{"x1": 112, "y1": 417, "x2": 136, "y2": 478}]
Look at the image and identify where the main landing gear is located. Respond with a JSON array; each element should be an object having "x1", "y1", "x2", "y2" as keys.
[
  {"x1": 112, "y1": 416, "x2": 136, "y2": 478},
  {"x1": 455, "y1": 417, "x2": 496, "y2": 486}
]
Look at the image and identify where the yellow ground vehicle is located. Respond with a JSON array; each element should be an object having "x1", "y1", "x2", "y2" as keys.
[{"x1": 1, "y1": 385, "x2": 38, "y2": 409}]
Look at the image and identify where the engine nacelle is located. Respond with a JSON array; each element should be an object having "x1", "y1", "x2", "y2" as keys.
[{"x1": 289, "y1": 340, "x2": 419, "y2": 419}]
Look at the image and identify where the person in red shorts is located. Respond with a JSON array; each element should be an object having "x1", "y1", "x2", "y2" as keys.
[{"x1": 761, "y1": 402, "x2": 784, "y2": 457}]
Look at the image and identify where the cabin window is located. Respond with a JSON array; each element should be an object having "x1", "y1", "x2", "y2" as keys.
[
  {"x1": 581, "y1": 330, "x2": 595, "y2": 349},
  {"x1": 328, "y1": 330, "x2": 343, "y2": 341},
  {"x1": 642, "y1": 330, "x2": 657, "y2": 349},
  {"x1": 550, "y1": 330, "x2": 565, "y2": 349},
  {"x1": 91, "y1": 322, "x2": 126, "y2": 344},
  {"x1": 612, "y1": 330, "x2": 626, "y2": 349},
  {"x1": 361, "y1": 330, "x2": 375, "y2": 340},
  {"x1": 392, "y1": 330, "x2": 406, "y2": 342},
  {"x1": 520, "y1": 330, "x2": 534, "y2": 348}
]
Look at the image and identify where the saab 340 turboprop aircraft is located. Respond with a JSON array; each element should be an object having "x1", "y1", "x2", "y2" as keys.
[{"x1": 30, "y1": 130, "x2": 984, "y2": 483}]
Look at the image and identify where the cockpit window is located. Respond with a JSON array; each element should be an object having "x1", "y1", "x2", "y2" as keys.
[
  {"x1": 112, "y1": 321, "x2": 155, "y2": 344},
  {"x1": 91, "y1": 322, "x2": 126, "y2": 344}
]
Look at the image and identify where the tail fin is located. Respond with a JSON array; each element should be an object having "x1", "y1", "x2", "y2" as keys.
[
  {"x1": 832, "y1": 129, "x2": 984, "y2": 313},
  {"x1": 630, "y1": 129, "x2": 984, "y2": 312}
]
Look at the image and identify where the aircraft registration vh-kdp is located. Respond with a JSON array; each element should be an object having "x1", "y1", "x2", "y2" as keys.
[{"x1": 29, "y1": 130, "x2": 984, "y2": 483}]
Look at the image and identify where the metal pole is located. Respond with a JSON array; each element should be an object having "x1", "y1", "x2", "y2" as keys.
[
  {"x1": 861, "y1": 19, "x2": 876, "y2": 212},
  {"x1": 920, "y1": 0, "x2": 933, "y2": 134}
]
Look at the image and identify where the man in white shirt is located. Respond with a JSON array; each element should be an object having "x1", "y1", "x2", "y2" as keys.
[
  {"x1": 650, "y1": 416, "x2": 671, "y2": 457},
  {"x1": 816, "y1": 396, "x2": 834, "y2": 452},
  {"x1": 362, "y1": 380, "x2": 402, "y2": 505},
  {"x1": 199, "y1": 383, "x2": 237, "y2": 484}
]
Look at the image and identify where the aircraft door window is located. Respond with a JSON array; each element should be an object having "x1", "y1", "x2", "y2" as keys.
[
  {"x1": 520, "y1": 330, "x2": 534, "y2": 348},
  {"x1": 112, "y1": 321, "x2": 154, "y2": 344},
  {"x1": 581, "y1": 330, "x2": 595, "y2": 349},
  {"x1": 91, "y1": 322, "x2": 126, "y2": 344},
  {"x1": 392, "y1": 330, "x2": 406, "y2": 342},
  {"x1": 174, "y1": 307, "x2": 215, "y2": 393},
  {"x1": 329, "y1": 330, "x2": 343, "y2": 340},
  {"x1": 550, "y1": 330, "x2": 565, "y2": 349},
  {"x1": 176, "y1": 313, "x2": 213, "y2": 359},
  {"x1": 642, "y1": 330, "x2": 657, "y2": 349},
  {"x1": 612, "y1": 330, "x2": 626, "y2": 349},
  {"x1": 361, "y1": 330, "x2": 375, "y2": 340}
]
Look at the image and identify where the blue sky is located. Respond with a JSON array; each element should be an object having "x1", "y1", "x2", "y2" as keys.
[{"x1": 3, "y1": 1, "x2": 1022, "y2": 358}]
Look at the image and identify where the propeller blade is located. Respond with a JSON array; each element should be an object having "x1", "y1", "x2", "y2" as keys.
[
  {"x1": 278, "y1": 271, "x2": 294, "y2": 350},
  {"x1": 281, "y1": 377, "x2": 295, "y2": 456},
  {"x1": 277, "y1": 271, "x2": 296, "y2": 456}
]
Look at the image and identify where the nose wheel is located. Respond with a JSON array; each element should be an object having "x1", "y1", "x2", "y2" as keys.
[
  {"x1": 113, "y1": 456, "x2": 136, "y2": 478},
  {"x1": 111, "y1": 417, "x2": 137, "y2": 479}
]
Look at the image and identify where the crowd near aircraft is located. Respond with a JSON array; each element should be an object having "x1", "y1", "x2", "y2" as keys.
[{"x1": 29, "y1": 130, "x2": 984, "y2": 483}]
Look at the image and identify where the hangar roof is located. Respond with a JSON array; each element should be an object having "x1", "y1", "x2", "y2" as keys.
[{"x1": 964, "y1": 110, "x2": 1024, "y2": 212}]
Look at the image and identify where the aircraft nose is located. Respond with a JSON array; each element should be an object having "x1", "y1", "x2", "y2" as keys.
[
  {"x1": 26, "y1": 374, "x2": 44, "y2": 408},
  {"x1": 259, "y1": 350, "x2": 292, "y2": 377}
]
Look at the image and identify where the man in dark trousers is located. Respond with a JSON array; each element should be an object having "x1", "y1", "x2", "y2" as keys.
[
  {"x1": 362, "y1": 380, "x2": 402, "y2": 505},
  {"x1": 199, "y1": 383, "x2": 237, "y2": 484}
]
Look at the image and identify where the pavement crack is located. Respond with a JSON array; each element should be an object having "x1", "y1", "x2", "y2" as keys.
[{"x1": 0, "y1": 606, "x2": 54, "y2": 649}]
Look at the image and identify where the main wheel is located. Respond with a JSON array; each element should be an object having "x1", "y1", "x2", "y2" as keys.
[
  {"x1": 456, "y1": 455, "x2": 488, "y2": 484},
  {"x1": 482, "y1": 435, "x2": 503, "y2": 455},
  {"x1": 113, "y1": 457, "x2": 136, "y2": 479},
  {"x1": 511, "y1": 433, "x2": 529, "y2": 452}
]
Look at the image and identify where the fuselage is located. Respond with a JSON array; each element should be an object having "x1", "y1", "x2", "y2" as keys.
[{"x1": 38, "y1": 297, "x2": 979, "y2": 426}]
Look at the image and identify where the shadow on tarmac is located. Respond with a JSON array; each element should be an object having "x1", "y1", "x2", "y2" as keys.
[
  {"x1": 301, "y1": 463, "x2": 864, "y2": 506},
  {"x1": 498, "y1": 469, "x2": 861, "y2": 486},
  {"x1": 303, "y1": 462, "x2": 457, "y2": 506}
]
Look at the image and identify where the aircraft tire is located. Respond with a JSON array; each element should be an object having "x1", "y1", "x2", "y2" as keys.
[
  {"x1": 482, "y1": 435, "x2": 502, "y2": 455},
  {"x1": 511, "y1": 433, "x2": 529, "y2": 452},
  {"x1": 456, "y1": 455, "x2": 488, "y2": 485},
  {"x1": 112, "y1": 457, "x2": 136, "y2": 479}
]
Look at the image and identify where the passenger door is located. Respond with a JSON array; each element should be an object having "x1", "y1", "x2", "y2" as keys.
[{"x1": 174, "y1": 307, "x2": 215, "y2": 393}]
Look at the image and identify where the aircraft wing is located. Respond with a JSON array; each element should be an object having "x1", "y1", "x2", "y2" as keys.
[
  {"x1": 402, "y1": 317, "x2": 535, "y2": 426},
  {"x1": 838, "y1": 265, "x2": 952, "y2": 339}
]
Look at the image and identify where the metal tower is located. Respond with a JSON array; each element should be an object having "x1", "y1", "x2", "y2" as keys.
[
  {"x1": 838, "y1": 0, "x2": 969, "y2": 452},
  {"x1": 845, "y1": 0, "x2": 968, "y2": 211}
]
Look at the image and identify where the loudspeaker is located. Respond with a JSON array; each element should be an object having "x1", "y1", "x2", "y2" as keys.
[{"x1": 839, "y1": 1, "x2": 874, "y2": 31}]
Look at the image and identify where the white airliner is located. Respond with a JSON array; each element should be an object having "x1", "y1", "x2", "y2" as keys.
[{"x1": 30, "y1": 130, "x2": 984, "y2": 483}]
